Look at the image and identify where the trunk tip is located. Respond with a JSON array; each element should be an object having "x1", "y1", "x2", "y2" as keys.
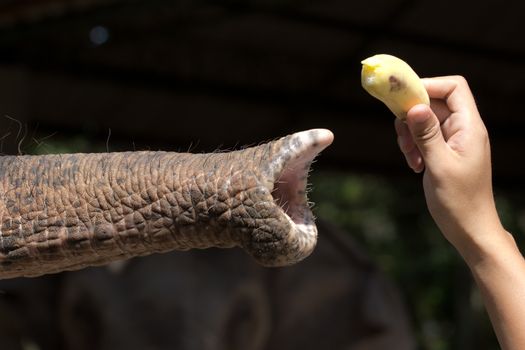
[
  {"x1": 291, "y1": 129, "x2": 334, "y2": 152},
  {"x1": 249, "y1": 128, "x2": 333, "y2": 267}
]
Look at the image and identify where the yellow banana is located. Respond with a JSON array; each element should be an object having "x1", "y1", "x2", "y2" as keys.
[{"x1": 361, "y1": 54, "x2": 429, "y2": 120}]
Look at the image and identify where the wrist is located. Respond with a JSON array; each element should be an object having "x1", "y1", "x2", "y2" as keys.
[
  {"x1": 454, "y1": 223, "x2": 519, "y2": 270},
  {"x1": 435, "y1": 197, "x2": 506, "y2": 261}
]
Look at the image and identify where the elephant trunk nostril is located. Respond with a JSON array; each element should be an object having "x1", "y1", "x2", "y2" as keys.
[
  {"x1": 270, "y1": 129, "x2": 334, "y2": 226},
  {"x1": 244, "y1": 129, "x2": 334, "y2": 267},
  {"x1": 271, "y1": 164, "x2": 310, "y2": 224}
]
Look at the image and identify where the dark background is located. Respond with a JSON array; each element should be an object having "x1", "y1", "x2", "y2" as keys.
[
  {"x1": 0, "y1": 0, "x2": 524, "y2": 181},
  {"x1": 0, "y1": 0, "x2": 524, "y2": 349}
]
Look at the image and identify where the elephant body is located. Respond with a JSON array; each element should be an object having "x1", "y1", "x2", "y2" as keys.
[{"x1": 0, "y1": 220, "x2": 415, "y2": 350}]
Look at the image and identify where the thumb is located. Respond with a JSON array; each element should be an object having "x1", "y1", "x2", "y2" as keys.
[{"x1": 405, "y1": 104, "x2": 448, "y2": 165}]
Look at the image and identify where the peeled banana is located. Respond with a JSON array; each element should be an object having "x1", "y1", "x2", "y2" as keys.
[{"x1": 361, "y1": 54, "x2": 429, "y2": 120}]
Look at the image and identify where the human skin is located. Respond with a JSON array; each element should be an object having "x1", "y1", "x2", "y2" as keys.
[
  {"x1": 0, "y1": 129, "x2": 333, "y2": 279},
  {"x1": 395, "y1": 76, "x2": 525, "y2": 350}
]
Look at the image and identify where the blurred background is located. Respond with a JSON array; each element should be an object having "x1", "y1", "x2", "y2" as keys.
[{"x1": 0, "y1": 0, "x2": 524, "y2": 349}]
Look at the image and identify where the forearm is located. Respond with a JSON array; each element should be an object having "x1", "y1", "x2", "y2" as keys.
[
  {"x1": 458, "y1": 224, "x2": 525, "y2": 350},
  {"x1": 396, "y1": 76, "x2": 521, "y2": 349}
]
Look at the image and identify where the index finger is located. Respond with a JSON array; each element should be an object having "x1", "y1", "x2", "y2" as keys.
[{"x1": 421, "y1": 76, "x2": 478, "y2": 114}]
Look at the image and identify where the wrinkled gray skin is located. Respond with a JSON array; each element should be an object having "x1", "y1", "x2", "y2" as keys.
[{"x1": 0, "y1": 129, "x2": 332, "y2": 279}]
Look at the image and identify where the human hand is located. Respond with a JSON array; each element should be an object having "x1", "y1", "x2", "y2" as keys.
[{"x1": 394, "y1": 76, "x2": 503, "y2": 253}]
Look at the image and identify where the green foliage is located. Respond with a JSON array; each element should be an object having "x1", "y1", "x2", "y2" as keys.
[
  {"x1": 27, "y1": 135, "x2": 106, "y2": 155},
  {"x1": 310, "y1": 171, "x2": 525, "y2": 350}
]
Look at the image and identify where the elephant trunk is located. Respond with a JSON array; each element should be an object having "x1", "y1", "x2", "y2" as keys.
[{"x1": 0, "y1": 129, "x2": 333, "y2": 279}]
